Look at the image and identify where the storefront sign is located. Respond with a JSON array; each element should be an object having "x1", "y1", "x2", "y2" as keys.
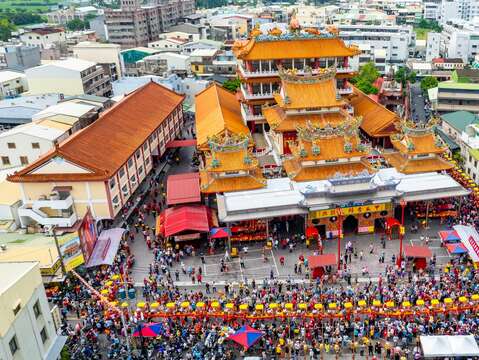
[
  {"x1": 58, "y1": 232, "x2": 85, "y2": 272},
  {"x1": 310, "y1": 203, "x2": 390, "y2": 219},
  {"x1": 175, "y1": 233, "x2": 201, "y2": 242},
  {"x1": 40, "y1": 258, "x2": 61, "y2": 276}
]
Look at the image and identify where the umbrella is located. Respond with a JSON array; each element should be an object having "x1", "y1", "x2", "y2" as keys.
[
  {"x1": 438, "y1": 230, "x2": 460, "y2": 243},
  {"x1": 133, "y1": 323, "x2": 164, "y2": 337},
  {"x1": 446, "y1": 243, "x2": 468, "y2": 255},
  {"x1": 228, "y1": 325, "x2": 264, "y2": 350},
  {"x1": 210, "y1": 227, "x2": 231, "y2": 239}
]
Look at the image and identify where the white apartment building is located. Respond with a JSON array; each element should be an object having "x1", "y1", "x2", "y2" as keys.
[
  {"x1": 460, "y1": 123, "x2": 479, "y2": 182},
  {"x1": 337, "y1": 24, "x2": 415, "y2": 72},
  {"x1": 147, "y1": 38, "x2": 190, "y2": 53},
  {"x1": 72, "y1": 41, "x2": 123, "y2": 80},
  {"x1": 0, "y1": 71, "x2": 28, "y2": 99},
  {"x1": 440, "y1": 0, "x2": 479, "y2": 24},
  {"x1": 426, "y1": 32, "x2": 441, "y2": 62},
  {"x1": 141, "y1": 52, "x2": 191, "y2": 74},
  {"x1": 424, "y1": 2, "x2": 441, "y2": 21},
  {"x1": 19, "y1": 28, "x2": 65, "y2": 50},
  {"x1": 25, "y1": 58, "x2": 112, "y2": 97},
  {"x1": 438, "y1": 20, "x2": 479, "y2": 62},
  {"x1": 0, "y1": 262, "x2": 66, "y2": 360}
]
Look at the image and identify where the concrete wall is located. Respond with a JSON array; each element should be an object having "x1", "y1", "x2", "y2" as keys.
[{"x1": 25, "y1": 65, "x2": 84, "y2": 96}]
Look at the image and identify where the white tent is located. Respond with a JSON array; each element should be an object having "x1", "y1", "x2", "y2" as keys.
[
  {"x1": 454, "y1": 225, "x2": 479, "y2": 262},
  {"x1": 420, "y1": 335, "x2": 479, "y2": 358}
]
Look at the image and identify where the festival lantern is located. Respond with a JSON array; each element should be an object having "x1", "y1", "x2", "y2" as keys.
[
  {"x1": 111, "y1": 274, "x2": 120, "y2": 281},
  {"x1": 239, "y1": 304, "x2": 248, "y2": 311},
  {"x1": 180, "y1": 301, "x2": 190, "y2": 309},
  {"x1": 166, "y1": 302, "x2": 176, "y2": 310},
  {"x1": 472, "y1": 294, "x2": 479, "y2": 301},
  {"x1": 314, "y1": 303, "x2": 323, "y2": 310},
  {"x1": 285, "y1": 303, "x2": 294, "y2": 311},
  {"x1": 150, "y1": 302, "x2": 159, "y2": 308},
  {"x1": 372, "y1": 300, "x2": 381, "y2": 307},
  {"x1": 459, "y1": 296, "x2": 468, "y2": 303},
  {"x1": 269, "y1": 303, "x2": 279, "y2": 310},
  {"x1": 344, "y1": 302, "x2": 353, "y2": 310},
  {"x1": 328, "y1": 302, "x2": 337, "y2": 310},
  {"x1": 431, "y1": 299, "x2": 439, "y2": 306},
  {"x1": 386, "y1": 301, "x2": 395, "y2": 308},
  {"x1": 137, "y1": 301, "x2": 146, "y2": 308},
  {"x1": 255, "y1": 304, "x2": 264, "y2": 311},
  {"x1": 121, "y1": 302, "x2": 129, "y2": 308},
  {"x1": 298, "y1": 303, "x2": 308, "y2": 311},
  {"x1": 105, "y1": 281, "x2": 113, "y2": 287},
  {"x1": 225, "y1": 303, "x2": 235, "y2": 311},
  {"x1": 100, "y1": 289, "x2": 109, "y2": 295},
  {"x1": 211, "y1": 301, "x2": 220, "y2": 309},
  {"x1": 358, "y1": 300, "x2": 367, "y2": 307},
  {"x1": 444, "y1": 298, "x2": 453, "y2": 305},
  {"x1": 402, "y1": 301, "x2": 411, "y2": 308}
]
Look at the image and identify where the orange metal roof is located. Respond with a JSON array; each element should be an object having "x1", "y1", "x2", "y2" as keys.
[
  {"x1": 383, "y1": 152, "x2": 453, "y2": 174},
  {"x1": 9, "y1": 82, "x2": 184, "y2": 183},
  {"x1": 204, "y1": 149, "x2": 259, "y2": 173},
  {"x1": 274, "y1": 77, "x2": 344, "y2": 109},
  {"x1": 195, "y1": 83, "x2": 250, "y2": 149},
  {"x1": 391, "y1": 133, "x2": 447, "y2": 155},
  {"x1": 283, "y1": 160, "x2": 373, "y2": 182},
  {"x1": 199, "y1": 169, "x2": 265, "y2": 193},
  {"x1": 348, "y1": 86, "x2": 399, "y2": 137},
  {"x1": 233, "y1": 37, "x2": 361, "y2": 60}
]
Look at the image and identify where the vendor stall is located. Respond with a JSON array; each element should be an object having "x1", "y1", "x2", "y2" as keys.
[
  {"x1": 308, "y1": 253, "x2": 336, "y2": 279},
  {"x1": 229, "y1": 220, "x2": 267, "y2": 242},
  {"x1": 445, "y1": 242, "x2": 467, "y2": 255},
  {"x1": 403, "y1": 244, "x2": 432, "y2": 270},
  {"x1": 420, "y1": 335, "x2": 479, "y2": 358},
  {"x1": 438, "y1": 230, "x2": 461, "y2": 244}
]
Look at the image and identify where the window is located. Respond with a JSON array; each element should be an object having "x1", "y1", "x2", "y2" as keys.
[
  {"x1": 119, "y1": 168, "x2": 125, "y2": 178},
  {"x1": 138, "y1": 165, "x2": 143, "y2": 175},
  {"x1": 135, "y1": 150, "x2": 141, "y2": 159},
  {"x1": 32, "y1": 142, "x2": 40, "y2": 149},
  {"x1": 20, "y1": 156, "x2": 28, "y2": 165},
  {"x1": 7, "y1": 142, "x2": 15, "y2": 149},
  {"x1": 122, "y1": 184, "x2": 128, "y2": 193},
  {"x1": 143, "y1": 143, "x2": 148, "y2": 151},
  {"x1": 112, "y1": 195, "x2": 119, "y2": 205},
  {"x1": 145, "y1": 157, "x2": 150, "y2": 165},
  {"x1": 40, "y1": 327, "x2": 48, "y2": 344},
  {"x1": 9, "y1": 336, "x2": 18, "y2": 355},
  {"x1": 1, "y1": 156, "x2": 10, "y2": 166},
  {"x1": 33, "y1": 300, "x2": 41, "y2": 318},
  {"x1": 109, "y1": 178, "x2": 116, "y2": 189},
  {"x1": 128, "y1": 158, "x2": 134, "y2": 168},
  {"x1": 130, "y1": 175, "x2": 137, "y2": 183}
]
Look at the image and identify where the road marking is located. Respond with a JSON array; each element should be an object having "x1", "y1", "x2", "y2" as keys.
[
  {"x1": 271, "y1": 249, "x2": 280, "y2": 276},
  {"x1": 204, "y1": 265, "x2": 272, "y2": 277}
]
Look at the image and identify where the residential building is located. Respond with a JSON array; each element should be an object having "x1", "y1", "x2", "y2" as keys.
[
  {"x1": 439, "y1": 20, "x2": 479, "y2": 62},
  {"x1": 104, "y1": 0, "x2": 195, "y2": 49},
  {"x1": 72, "y1": 41, "x2": 122, "y2": 80},
  {"x1": 0, "y1": 262, "x2": 66, "y2": 360},
  {"x1": 46, "y1": 6, "x2": 99, "y2": 25},
  {"x1": 0, "y1": 44, "x2": 41, "y2": 71},
  {"x1": 440, "y1": 0, "x2": 479, "y2": 24},
  {"x1": 89, "y1": 15, "x2": 107, "y2": 42},
  {"x1": 204, "y1": 15, "x2": 254, "y2": 41},
  {"x1": 120, "y1": 47, "x2": 161, "y2": 77},
  {"x1": 138, "y1": 53, "x2": 190, "y2": 76},
  {"x1": 460, "y1": 122, "x2": 479, "y2": 182},
  {"x1": 8, "y1": 82, "x2": 185, "y2": 227},
  {"x1": 65, "y1": 30, "x2": 97, "y2": 49},
  {"x1": 0, "y1": 101, "x2": 101, "y2": 169},
  {"x1": 424, "y1": 2, "x2": 440, "y2": 21},
  {"x1": 19, "y1": 28, "x2": 65, "y2": 50},
  {"x1": 25, "y1": 58, "x2": 112, "y2": 97},
  {"x1": 189, "y1": 49, "x2": 236, "y2": 77},
  {"x1": 0, "y1": 94, "x2": 60, "y2": 130},
  {"x1": 440, "y1": 110, "x2": 479, "y2": 143},
  {"x1": 336, "y1": 24, "x2": 415, "y2": 72},
  {"x1": 182, "y1": 39, "x2": 222, "y2": 54},
  {"x1": 426, "y1": 32, "x2": 440, "y2": 62},
  {"x1": 436, "y1": 69, "x2": 479, "y2": 113},
  {"x1": 432, "y1": 58, "x2": 465, "y2": 70},
  {"x1": 0, "y1": 71, "x2": 28, "y2": 99}
]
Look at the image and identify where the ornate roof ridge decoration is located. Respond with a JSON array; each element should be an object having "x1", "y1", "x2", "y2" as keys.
[
  {"x1": 330, "y1": 169, "x2": 372, "y2": 181},
  {"x1": 254, "y1": 30, "x2": 336, "y2": 43},
  {"x1": 267, "y1": 26, "x2": 282, "y2": 36},
  {"x1": 296, "y1": 117, "x2": 363, "y2": 142},
  {"x1": 207, "y1": 132, "x2": 249, "y2": 153},
  {"x1": 395, "y1": 118, "x2": 439, "y2": 137},
  {"x1": 278, "y1": 66, "x2": 336, "y2": 83},
  {"x1": 250, "y1": 23, "x2": 262, "y2": 38}
]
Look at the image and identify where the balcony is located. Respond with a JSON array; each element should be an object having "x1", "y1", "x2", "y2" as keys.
[
  {"x1": 239, "y1": 65, "x2": 356, "y2": 78},
  {"x1": 82, "y1": 67, "x2": 104, "y2": 82},
  {"x1": 240, "y1": 104, "x2": 265, "y2": 122},
  {"x1": 240, "y1": 86, "x2": 274, "y2": 101}
]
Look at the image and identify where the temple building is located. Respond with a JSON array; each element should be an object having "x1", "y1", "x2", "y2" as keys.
[
  {"x1": 232, "y1": 22, "x2": 360, "y2": 131},
  {"x1": 383, "y1": 119, "x2": 454, "y2": 174}
]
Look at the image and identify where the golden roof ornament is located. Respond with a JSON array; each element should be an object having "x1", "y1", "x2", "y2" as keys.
[
  {"x1": 250, "y1": 23, "x2": 262, "y2": 38},
  {"x1": 268, "y1": 26, "x2": 283, "y2": 37},
  {"x1": 289, "y1": 10, "x2": 301, "y2": 32}
]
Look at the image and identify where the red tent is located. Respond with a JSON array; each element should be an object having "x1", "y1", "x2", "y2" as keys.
[
  {"x1": 308, "y1": 254, "x2": 336, "y2": 279},
  {"x1": 403, "y1": 245, "x2": 432, "y2": 270},
  {"x1": 306, "y1": 226, "x2": 319, "y2": 238},
  {"x1": 166, "y1": 172, "x2": 201, "y2": 206},
  {"x1": 163, "y1": 205, "x2": 210, "y2": 237}
]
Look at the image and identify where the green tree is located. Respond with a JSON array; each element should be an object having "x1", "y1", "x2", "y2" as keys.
[
  {"x1": 351, "y1": 62, "x2": 380, "y2": 94},
  {"x1": 394, "y1": 67, "x2": 417, "y2": 86},
  {"x1": 355, "y1": 79, "x2": 379, "y2": 94},
  {"x1": 0, "y1": 18, "x2": 15, "y2": 41},
  {"x1": 223, "y1": 77, "x2": 241, "y2": 92},
  {"x1": 420, "y1": 76, "x2": 438, "y2": 92},
  {"x1": 66, "y1": 18, "x2": 88, "y2": 31}
]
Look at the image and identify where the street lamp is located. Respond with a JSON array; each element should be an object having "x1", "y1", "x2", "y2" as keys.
[{"x1": 397, "y1": 200, "x2": 407, "y2": 266}]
